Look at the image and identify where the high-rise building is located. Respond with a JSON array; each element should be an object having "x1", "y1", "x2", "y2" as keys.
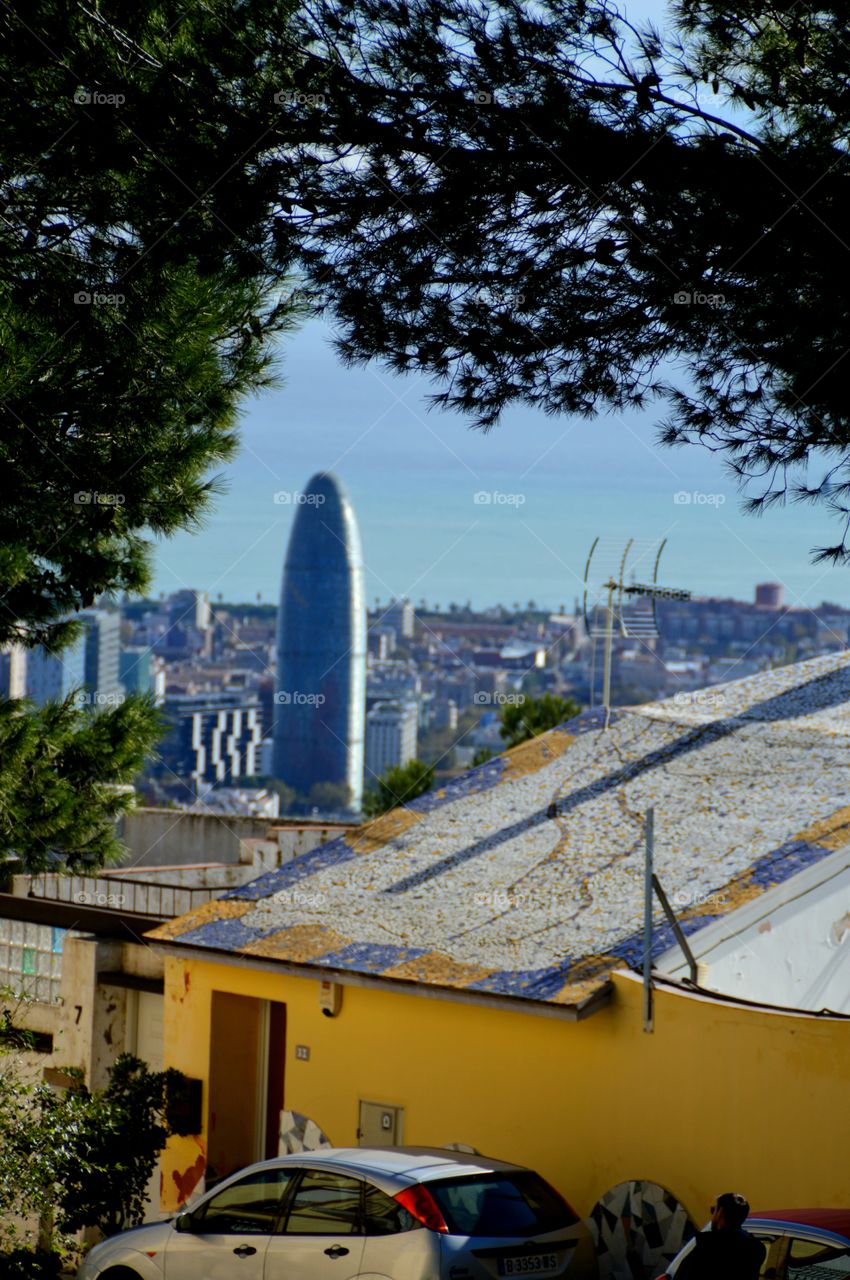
[
  {"x1": 120, "y1": 646, "x2": 152, "y2": 693},
  {"x1": 364, "y1": 700, "x2": 418, "y2": 784},
  {"x1": 381, "y1": 597, "x2": 414, "y2": 639},
  {"x1": 120, "y1": 647, "x2": 165, "y2": 702},
  {"x1": 19, "y1": 610, "x2": 120, "y2": 708},
  {"x1": 159, "y1": 690, "x2": 263, "y2": 795},
  {"x1": 273, "y1": 473, "x2": 366, "y2": 811},
  {"x1": 168, "y1": 589, "x2": 211, "y2": 631},
  {"x1": 25, "y1": 635, "x2": 86, "y2": 706},
  {"x1": 432, "y1": 698, "x2": 458, "y2": 732},
  {"x1": 367, "y1": 627, "x2": 396, "y2": 660},
  {"x1": 79, "y1": 608, "x2": 122, "y2": 703},
  {"x1": 0, "y1": 645, "x2": 27, "y2": 698},
  {"x1": 153, "y1": 589, "x2": 211, "y2": 659}
]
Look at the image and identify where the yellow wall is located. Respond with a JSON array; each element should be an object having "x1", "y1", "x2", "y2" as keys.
[{"x1": 162, "y1": 957, "x2": 850, "y2": 1221}]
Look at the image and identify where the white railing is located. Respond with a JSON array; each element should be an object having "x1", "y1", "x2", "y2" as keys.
[{"x1": 12, "y1": 874, "x2": 217, "y2": 920}]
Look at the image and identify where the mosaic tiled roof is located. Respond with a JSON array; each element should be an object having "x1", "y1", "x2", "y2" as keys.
[{"x1": 149, "y1": 653, "x2": 850, "y2": 1007}]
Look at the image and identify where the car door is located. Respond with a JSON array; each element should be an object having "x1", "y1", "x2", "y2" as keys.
[
  {"x1": 358, "y1": 1180, "x2": 437, "y2": 1280},
  {"x1": 752, "y1": 1232, "x2": 783, "y2": 1279},
  {"x1": 264, "y1": 1168, "x2": 366, "y2": 1280},
  {"x1": 779, "y1": 1232, "x2": 850, "y2": 1280},
  {"x1": 165, "y1": 1166, "x2": 297, "y2": 1280}
]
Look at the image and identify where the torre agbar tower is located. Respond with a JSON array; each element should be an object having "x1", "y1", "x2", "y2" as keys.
[{"x1": 273, "y1": 472, "x2": 366, "y2": 811}]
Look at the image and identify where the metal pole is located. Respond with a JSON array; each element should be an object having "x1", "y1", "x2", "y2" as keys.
[
  {"x1": 602, "y1": 580, "x2": 615, "y2": 729},
  {"x1": 652, "y1": 873, "x2": 699, "y2": 985},
  {"x1": 643, "y1": 806, "x2": 654, "y2": 1033}
]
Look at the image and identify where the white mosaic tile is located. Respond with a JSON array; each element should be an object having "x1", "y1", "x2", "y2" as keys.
[{"x1": 242, "y1": 654, "x2": 850, "y2": 976}]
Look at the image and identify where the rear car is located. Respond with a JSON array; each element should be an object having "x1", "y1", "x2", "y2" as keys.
[
  {"x1": 659, "y1": 1209, "x2": 850, "y2": 1280},
  {"x1": 76, "y1": 1146, "x2": 598, "y2": 1280}
]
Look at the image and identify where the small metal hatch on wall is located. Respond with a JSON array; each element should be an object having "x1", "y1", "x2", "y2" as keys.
[{"x1": 358, "y1": 1100, "x2": 404, "y2": 1146}]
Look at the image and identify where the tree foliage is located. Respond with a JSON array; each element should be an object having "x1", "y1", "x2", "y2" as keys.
[
  {"x1": 362, "y1": 759, "x2": 435, "y2": 816},
  {"x1": 268, "y1": 0, "x2": 850, "y2": 559},
  {"x1": 6, "y1": 0, "x2": 846, "y2": 866},
  {"x1": 0, "y1": 1042, "x2": 188, "y2": 1247},
  {"x1": 42, "y1": 1055, "x2": 188, "y2": 1237},
  {"x1": 0, "y1": 694, "x2": 162, "y2": 872},
  {"x1": 0, "y1": 0, "x2": 303, "y2": 650},
  {"x1": 499, "y1": 694, "x2": 581, "y2": 749},
  {"x1": 0, "y1": 1249, "x2": 61, "y2": 1280},
  {"x1": 0, "y1": 0, "x2": 302, "y2": 869},
  {"x1": 307, "y1": 781, "x2": 354, "y2": 813}
]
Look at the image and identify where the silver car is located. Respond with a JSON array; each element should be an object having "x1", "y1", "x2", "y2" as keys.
[{"x1": 76, "y1": 1146, "x2": 598, "y2": 1280}]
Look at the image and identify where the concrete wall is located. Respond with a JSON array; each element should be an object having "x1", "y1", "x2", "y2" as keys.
[
  {"x1": 117, "y1": 809, "x2": 276, "y2": 866},
  {"x1": 160, "y1": 959, "x2": 850, "y2": 1222},
  {"x1": 51, "y1": 937, "x2": 165, "y2": 1089},
  {"x1": 7, "y1": 937, "x2": 166, "y2": 1090},
  {"x1": 117, "y1": 808, "x2": 352, "y2": 868},
  {"x1": 3, "y1": 994, "x2": 64, "y2": 1088},
  {"x1": 104, "y1": 864, "x2": 246, "y2": 889}
]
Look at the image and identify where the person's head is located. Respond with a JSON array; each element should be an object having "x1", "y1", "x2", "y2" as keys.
[{"x1": 710, "y1": 1193, "x2": 750, "y2": 1231}]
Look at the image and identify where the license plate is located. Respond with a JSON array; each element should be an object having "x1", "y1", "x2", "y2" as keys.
[{"x1": 499, "y1": 1254, "x2": 559, "y2": 1276}]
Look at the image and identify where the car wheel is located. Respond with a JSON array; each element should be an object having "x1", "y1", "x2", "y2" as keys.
[{"x1": 99, "y1": 1269, "x2": 145, "y2": 1280}]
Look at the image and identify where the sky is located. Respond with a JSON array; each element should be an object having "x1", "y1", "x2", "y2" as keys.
[{"x1": 150, "y1": 1, "x2": 850, "y2": 616}]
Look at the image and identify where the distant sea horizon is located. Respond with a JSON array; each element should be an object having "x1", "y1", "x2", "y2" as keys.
[{"x1": 150, "y1": 322, "x2": 850, "y2": 616}]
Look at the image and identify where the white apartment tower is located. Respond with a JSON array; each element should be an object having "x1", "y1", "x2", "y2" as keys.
[{"x1": 364, "y1": 699, "x2": 418, "y2": 783}]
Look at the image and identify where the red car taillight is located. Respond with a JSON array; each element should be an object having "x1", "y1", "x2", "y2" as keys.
[
  {"x1": 393, "y1": 1184, "x2": 450, "y2": 1232},
  {"x1": 538, "y1": 1176, "x2": 580, "y2": 1227}
]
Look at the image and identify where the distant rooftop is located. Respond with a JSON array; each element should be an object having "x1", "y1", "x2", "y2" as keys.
[{"x1": 150, "y1": 653, "x2": 850, "y2": 1010}]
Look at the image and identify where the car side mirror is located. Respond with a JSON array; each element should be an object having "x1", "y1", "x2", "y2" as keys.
[{"x1": 174, "y1": 1211, "x2": 198, "y2": 1234}]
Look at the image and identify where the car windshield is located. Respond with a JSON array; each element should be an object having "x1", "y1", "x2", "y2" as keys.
[{"x1": 426, "y1": 1172, "x2": 577, "y2": 1238}]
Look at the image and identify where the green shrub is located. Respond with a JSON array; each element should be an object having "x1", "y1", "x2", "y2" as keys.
[
  {"x1": 0, "y1": 1049, "x2": 189, "y2": 1243},
  {"x1": 0, "y1": 1248, "x2": 62, "y2": 1279}
]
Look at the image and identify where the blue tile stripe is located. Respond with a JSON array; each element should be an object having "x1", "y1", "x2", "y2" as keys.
[
  {"x1": 466, "y1": 959, "x2": 578, "y2": 1001},
  {"x1": 397, "y1": 708, "x2": 616, "y2": 818},
  {"x1": 175, "y1": 916, "x2": 279, "y2": 951},
  {"x1": 225, "y1": 834, "x2": 361, "y2": 901},
  {"x1": 225, "y1": 709, "x2": 605, "y2": 905},
  {"x1": 309, "y1": 942, "x2": 430, "y2": 973},
  {"x1": 612, "y1": 836, "x2": 837, "y2": 970},
  {"x1": 749, "y1": 837, "x2": 829, "y2": 886}
]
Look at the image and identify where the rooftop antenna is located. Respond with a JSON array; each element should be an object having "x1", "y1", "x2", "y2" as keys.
[{"x1": 583, "y1": 537, "x2": 691, "y2": 728}]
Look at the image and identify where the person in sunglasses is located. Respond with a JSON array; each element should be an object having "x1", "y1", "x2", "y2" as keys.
[{"x1": 676, "y1": 1192, "x2": 766, "y2": 1280}]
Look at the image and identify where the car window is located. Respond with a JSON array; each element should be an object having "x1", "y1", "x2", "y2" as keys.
[
  {"x1": 194, "y1": 1168, "x2": 296, "y2": 1235},
  {"x1": 283, "y1": 1171, "x2": 363, "y2": 1235},
  {"x1": 363, "y1": 1183, "x2": 418, "y2": 1236},
  {"x1": 786, "y1": 1236, "x2": 850, "y2": 1278},
  {"x1": 752, "y1": 1234, "x2": 778, "y2": 1277},
  {"x1": 427, "y1": 1172, "x2": 577, "y2": 1238}
]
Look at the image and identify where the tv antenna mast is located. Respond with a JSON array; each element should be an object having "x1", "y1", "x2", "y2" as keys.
[{"x1": 583, "y1": 537, "x2": 691, "y2": 727}]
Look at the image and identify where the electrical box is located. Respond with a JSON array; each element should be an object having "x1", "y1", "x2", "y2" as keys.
[
  {"x1": 358, "y1": 1101, "x2": 404, "y2": 1146},
  {"x1": 166, "y1": 1076, "x2": 203, "y2": 1136},
  {"x1": 319, "y1": 980, "x2": 342, "y2": 1017}
]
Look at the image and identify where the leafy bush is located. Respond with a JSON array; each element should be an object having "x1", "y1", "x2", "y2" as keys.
[
  {"x1": 0, "y1": 1248, "x2": 61, "y2": 1279},
  {"x1": 0, "y1": 1048, "x2": 189, "y2": 1246}
]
